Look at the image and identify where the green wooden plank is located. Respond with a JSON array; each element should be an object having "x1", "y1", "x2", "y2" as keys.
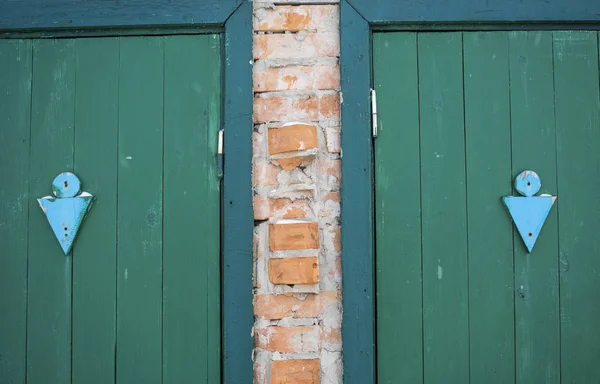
[
  {"x1": 509, "y1": 31, "x2": 560, "y2": 384},
  {"x1": 339, "y1": 3, "x2": 376, "y2": 382},
  {"x1": 0, "y1": 39, "x2": 31, "y2": 384},
  {"x1": 372, "y1": 32, "x2": 423, "y2": 384},
  {"x1": 27, "y1": 39, "x2": 75, "y2": 384},
  {"x1": 71, "y1": 38, "x2": 119, "y2": 384},
  {"x1": 463, "y1": 32, "x2": 515, "y2": 383},
  {"x1": 418, "y1": 32, "x2": 469, "y2": 383},
  {"x1": 205, "y1": 34, "x2": 222, "y2": 384},
  {"x1": 222, "y1": 2, "x2": 256, "y2": 382},
  {"x1": 162, "y1": 34, "x2": 220, "y2": 384},
  {"x1": 116, "y1": 36, "x2": 164, "y2": 384},
  {"x1": 553, "y1": 31, "x2": 600, "y2": 383}
]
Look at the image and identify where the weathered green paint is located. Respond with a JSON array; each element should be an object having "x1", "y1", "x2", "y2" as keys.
[
  {"x1": 117, "y1": 36, "x2": 165, "y2": 384},
  {"x1": 339, "y1": 1, "x2": 375, "y2": 383},
  {"x1": 163, "y1": 34, "x2": 221, "y2": 384},
  {"x1": 418, "y1": 32, "x2": 470, "y2": 383},
  {"x1": 0, "y1": 35, "x2": 222, "y2": 383},
  {"x1": 463, "y1": 31, "x2": 515, "y2": 383},
  {"x1": 554, "y1": 31, "x2": 600, "y2": 383},
  {"x1": 347, "y1": 0, "x2": 600, "y2": 24},
  {"x1": 222, "y1": 2, "x2": 256, "y2": 383},
  {"x1": 375, "y1": 30, "x2": 600, "y2": 383},
  {"x1": 1, "y1": 3, "x2": 254, "y2": 382},
  {"x1": 27, "y1": 39, "x2": 76, "y2": 384},
  {"x1": 509, "y1": 31, "x2": 561, "y2": 384},
  {"x1": 0, "y1": 0, "x2": 242, "y2": 31},
  {"x1": 72, "y1": 37, "x2": 119, "y2": 384},
  {"x1": 373, "y1": 32, "x2": 422, "y2": 384},
  {"x1": 0, "y1": 39, "x2": 32, "y2": 384}
]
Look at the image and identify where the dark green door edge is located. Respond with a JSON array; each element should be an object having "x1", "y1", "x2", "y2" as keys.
[
  {"x1": 0, "y1": 1, "x2": 254, "y2": 384},
  {"x1": 339, "y1": 1, "x2": 600, "y2": 384}
]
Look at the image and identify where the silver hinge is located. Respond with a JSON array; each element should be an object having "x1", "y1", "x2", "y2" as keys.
[
  {"x1": 371, "y1": 88, "x2": 378, "y2": 138},
  {"x1": 217, "y1": 129, "x2": 224, "y2": 179}
]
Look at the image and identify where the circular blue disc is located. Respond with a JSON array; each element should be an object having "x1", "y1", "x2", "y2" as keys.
[
  {"x1": 52, "y1": 172, "x2": 81, "y2": 198},
  {"x1": 514, "y1": 170, "x2": 541, "y2": 197}
]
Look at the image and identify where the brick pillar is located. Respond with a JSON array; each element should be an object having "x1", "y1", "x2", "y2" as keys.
[{"x1": 252, "y1": 2, "x2": 342, "y2": 383}]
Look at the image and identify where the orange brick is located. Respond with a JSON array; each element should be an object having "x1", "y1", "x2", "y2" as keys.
[
  {"x1": 254, "y1": 65, "x2": 340, "y2": 92},
  {"x1": 269, "y1": 257, "x2": 319, "y2": 285},
  {"x1": 254, "y1": 95, "x2": 318, "y2": 123},
  {"x1": 256, "y1": 326, "x2": 320, "y2": 353},
  {"x1": 254, "y1": 161, "x2": 279, "y2": 187},
  {"x1": 271, "y1": 198, "x2": 311, "y2": 219},
  {"x1": 269, "y1": 124, "x2": 318, "y2": 155},
  {"x1": 254, "y1": 291, "x2": 338, "y2": 320},
  {"x1": 254, "y1": 33, "x2": 339, "y2": 60},
  {"x1": 270, "y1": 359, "x2": 320, "y2": 384},
  {"x1": 255, "y1": 5, "x2": 337, "y2": 32},
  {"x1": 277, "y1": 157, "x2": 305, "y2": 171},
  {"x1": 269, "y1": 222, "x2": 319, "y2": 251},
  {"x1": 255, "y1": 197, "x2": 312, "y2": 221},
  {"x1": 319, "y1": 93, "x2": 340, "y2": 120}
]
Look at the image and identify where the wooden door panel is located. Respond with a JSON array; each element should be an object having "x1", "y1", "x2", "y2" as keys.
[
  {"x1": 375, "y1": 30, "x2": 600, "y2": 384},
  {"x1": 0, "y1": 34, "x2": 221, "y2": 384}
]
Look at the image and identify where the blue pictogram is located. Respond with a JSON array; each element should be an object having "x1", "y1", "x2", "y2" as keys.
[
  {"x1": 503, "y1": 170, "x2": 556, "y2": 253},
  {"x1": 38, "y1": 172, "x2": 94, "y2": 255}
]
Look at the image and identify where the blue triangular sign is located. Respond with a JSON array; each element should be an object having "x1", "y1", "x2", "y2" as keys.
[
  {"x1": 38, "y1": 172, "x2": 94, "y2": 255},
  {"x1": 503, "y1": 195, "x2": 556, "y2": 252},
  {"x1": 38, "y1": 194, "x2": 94, "y2": 255}
]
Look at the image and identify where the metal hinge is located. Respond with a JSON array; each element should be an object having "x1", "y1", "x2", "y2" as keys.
[
  {"x1": 217, "y1": 129, "x2": 224, "y2": 179},
  {"x1": 371, "y1": 88, "x2": 378, "y2": 138}
]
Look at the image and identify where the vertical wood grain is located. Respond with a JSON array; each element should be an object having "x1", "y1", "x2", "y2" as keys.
[
  {"x1": 116, "y1": 36, "x2": 164, "y2": 384},
  {"x1": 554, "y1": 30, "x2": 600, "y2": 384},
  {"x1": 463, "y1": 31, "x2": 515, "y2": 383},
  {"x1": 509, "y1": 31, "x2": 560, "y2": 384},
  {"x1": 162, "y1": 34, "x2": 221, "y2": 384},
  {"x1": 373, "y1": 32, "x2": 423, "y2": 384},
  {"x1": 72, "y1": 37, "x2": 119, "y2": 384},
  {"x1": 418, "y1": 32, "x2": 469, "y2": 383},
  {"x1": 27, "y1": 39, "x2": 76, "y2": 384},
  {"x1": 0, "y1": 39, "x2": 32, "y2": 384}
]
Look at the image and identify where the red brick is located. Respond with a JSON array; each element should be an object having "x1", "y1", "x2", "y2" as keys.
[
  {"x1": 256, "y1": 326, "x2": 320, "y2": 353},
  {"x1": 254, "y1": 65, "x2": 340, "y2": 93},
  {"x1": 254, "y1": 161, "x2": 279, "y2": 187},
  {"x1": 254, "y1": 291, "x2": 338, "y2": 320},
  {"x1": 269, "y1": 257, "x2": 319, "y2": 285},
  {"x1": 270, "y1": 359, "x2": 320, "y2": 384},
  {"x1": 255, "y1": 5, "x2": 337, "y2": 32},
  {"x1": 269, "y1": 123, "x2": 318, "y2": 154},
  {"x1": 254, "y1": 94, "x2": 340, "y2": 124},
  {"x1": 269, "y1": 222, "x2": 320, "y2": 251},
  {"x1": 254, "y1": 95, "x2": 318, "y2": 123},
  {"x1": 318, "y1": 93, "x2": 340, "y2": 120},
  {"x1": 254, "y1": 33, "x2": 339, "y2": 60}
]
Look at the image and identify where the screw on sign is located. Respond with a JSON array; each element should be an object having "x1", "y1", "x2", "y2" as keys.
[{"x1": 37, "y1": 172, "x2": 94, "y2": 255}]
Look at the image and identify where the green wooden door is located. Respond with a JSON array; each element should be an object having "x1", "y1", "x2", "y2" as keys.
[
  {"x1": 374, "y1": 31, "x2": 600, "y2": 383},
  {"x1": 0, "y1": 35, "x2": 221, "y2": 384}
]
